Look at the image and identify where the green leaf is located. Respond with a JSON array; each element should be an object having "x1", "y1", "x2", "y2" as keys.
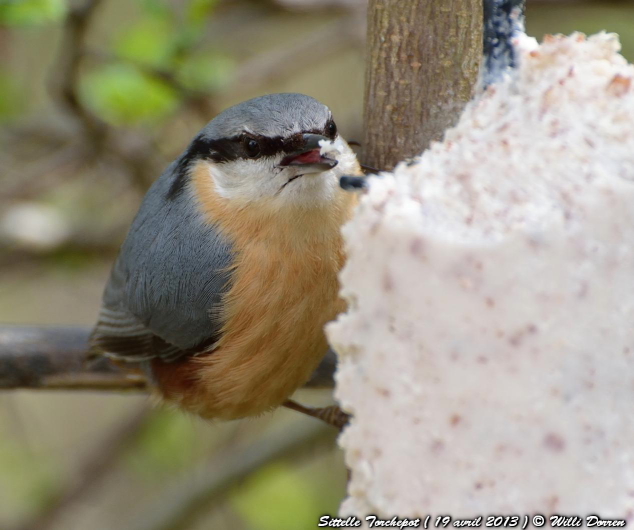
[
  {"x1": 177, "y1": 51, "x2": 234, "y2": 92},
  {"x1": 231, "y1": 463, "x2": 321, "y2": 530},
  {"x1": 114, "y1": 18, "x2": 177, "y2": 69},
  {"x1": 80, "y1": 63, "x2": 179, "y2": 126},
  {"x1": 126, "y1": 409, "x2": 199, "y2": 478},
  {"x1": 0, "y1": 434, "x2": 57, "y2": 513},
  {"x1": 0, "y1": 70, "x2": 23, "y2": 120},
  {"x1": 0, "y1": 0, "x2": 67, "y2": 26},
  {"x1": 140, "y1": 0, "x2": 170, "y2": 18},
  {"x1": 187, "y1": 0, "x2": 218, "y2": 26}
]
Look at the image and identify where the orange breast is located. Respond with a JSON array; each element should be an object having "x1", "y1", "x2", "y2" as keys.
[{"x1": 152, "y1": 161, "x2": 358, "y2": 419}]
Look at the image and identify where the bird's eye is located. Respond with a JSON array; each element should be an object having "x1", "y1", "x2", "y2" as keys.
[
  {"x1": 326, "y1": 120, "x2": 337, "y2": 139},
  {"x1": 244, "y1": 137, "x2": 261, "y2": 158}
]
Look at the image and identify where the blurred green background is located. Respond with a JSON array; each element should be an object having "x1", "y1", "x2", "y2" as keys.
[{"x1": 0, "y1": 1, "x2": 632, "y2": 529}]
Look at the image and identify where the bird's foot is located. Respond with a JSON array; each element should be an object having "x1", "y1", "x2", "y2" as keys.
[{"x1": 283, "y1": 399, "x2": 350, "y2": 430}]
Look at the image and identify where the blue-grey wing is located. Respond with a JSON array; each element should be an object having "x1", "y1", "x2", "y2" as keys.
[{"x1": 90, "y1": 161, "x2": 234, "y2": 362}]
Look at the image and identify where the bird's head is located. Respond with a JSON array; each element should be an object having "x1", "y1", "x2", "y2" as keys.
[{"x1": 175, "y1": 93, "x2": 359, "y2": 208}]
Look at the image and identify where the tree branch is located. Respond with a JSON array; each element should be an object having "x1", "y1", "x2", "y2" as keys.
[
  {"x1": 0, "y1": 325, "x2": 336, "y2": 391},
  {"x1": 0, "y1": 326, "x2": 146, "y2": 391},
  {"x1": 50, "y1": 0, "x2": 107, "y2": 144}
]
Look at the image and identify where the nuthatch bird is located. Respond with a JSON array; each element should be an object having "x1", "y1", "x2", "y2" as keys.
[{"x1": 90, "y1": 93, "x2": 361, "y2": 424}]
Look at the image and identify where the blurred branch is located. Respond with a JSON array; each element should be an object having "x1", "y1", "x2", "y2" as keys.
[
  {"x1": 0, "y1": 325, "x2": 336, "y2": 391},
  {"x1": 2, "y1": 1, "x2": 366, "y2": 206},
  {"x1": 0, "y1": 239, "x2": 120, "y2": 270},
  {"x1": 125, "y1": 421, "x2": 335, "y2": 530},
  {"x1": 0, "y1": 326, "x2": 146, "y2": 391},
  {"x1": 50, "y1": 0, "x2": 107, "y2": 145},
  {"x1": 84, "y1": 13, "x2": 365, "y2": 115},
  {"x1": 47, "y1": 0, "x2": 163, "y2": 190},
  {"x1": 230, "y1": 14, "x2": 366, "y2": 90},
  {"x1": 15, "y1": 404, "x2": 151, "y2": 530},
  {"x1": 261, "y1": 0, "x2": 367, "y2": 12},
  {"x1": 0, "y1": 144, "x2": 85, "y2": 202},
  {"x1": 82, "y1": 49, "x2": 220, "y2": 120}
]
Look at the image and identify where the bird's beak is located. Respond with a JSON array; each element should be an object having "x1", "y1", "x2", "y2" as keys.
[{"x1": 279, "y1": 134, "x2": 338, "y2": 172}]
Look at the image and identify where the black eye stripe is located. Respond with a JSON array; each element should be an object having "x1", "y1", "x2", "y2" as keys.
[
  {"x1": 167, "y1": 135, "x2": 214, "y2": 199},
  {"x1": 166, "y1": 127, "x2": 332, "y2": 199},
  {"x1": 194, "y1": 130, "x2": 327, "y2": 163}
]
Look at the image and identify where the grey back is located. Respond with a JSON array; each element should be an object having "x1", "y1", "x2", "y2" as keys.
[{"x1": 92, "y1": 160, "x2": 233, "y2": 361}]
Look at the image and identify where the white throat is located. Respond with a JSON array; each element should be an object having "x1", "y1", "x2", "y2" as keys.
[{"x1": 206, "y1": 136, "x2": 359, "y2": 207}]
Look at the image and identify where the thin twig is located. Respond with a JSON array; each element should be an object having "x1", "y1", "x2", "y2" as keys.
[
  {"x1": 3, "y1": 3, "x2": 366, "y2": 201},
  {"x1": 46, "y1": 0, "x2": 165, "y2": 190},
  {"x1": 124, "y1": 421, "x2": 335, "y2": 530},
  {"x1": 50, "y1": 0, "x2": 107, "y2": 145},
  {"x1": 0, "y1": 144, "x2": 85, "y2": 202},
  {"x1": 263, "y1": 0, "x2": 366, "y2": 11},
  {"x1": 83, "y1": 13, "x2": 365, "y2": 120},
  {"x1": 82, "y1": 49, "x2": 217, "y2": 110},
  {"x1": 14, "y1": 404, "x2": 152, "y2": 530},
  {"x1": 230, "y1": 15, "x2": 365, "y2": 91}
]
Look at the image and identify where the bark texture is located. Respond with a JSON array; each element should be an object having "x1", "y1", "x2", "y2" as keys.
[{"x1": 363, "y1": 0, "x2": 483, "y2": 170}]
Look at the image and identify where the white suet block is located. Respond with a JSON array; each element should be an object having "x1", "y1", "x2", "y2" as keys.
[{"x1": 328, "y1": 32, "x2": 634, "y2": 518}]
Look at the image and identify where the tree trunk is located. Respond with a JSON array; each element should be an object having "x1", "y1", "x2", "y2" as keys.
[{"x1": 363, "y1": 0, "x2": 483, "y2": 170}]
